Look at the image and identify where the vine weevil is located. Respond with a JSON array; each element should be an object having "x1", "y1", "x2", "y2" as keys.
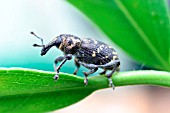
[{"x1": 31, "y1": 32, "x2": 120, "y2": 89}]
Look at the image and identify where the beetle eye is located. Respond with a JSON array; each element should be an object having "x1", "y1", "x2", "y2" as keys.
[
  {"x1": 68, "y1": 40, "x2": 72, "y2": 45},
  {"x1": 55, "y1": 36, "x2": 62, "y2": 48}
]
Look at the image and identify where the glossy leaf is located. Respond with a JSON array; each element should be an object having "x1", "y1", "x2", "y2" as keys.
[
  {"x1": 67, "y1": 0, "x2": 170, "y2": 71},
  {"x1": 1, "y1": 68, "x2": 170, "y2": 112}
]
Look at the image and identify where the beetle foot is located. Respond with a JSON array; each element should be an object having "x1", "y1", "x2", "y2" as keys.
[
  {"x1": 108, "y1": 78, "x2": 115, "y2": 90},
  {"x1": 84, "y1": 78, "x2": 88, "y2": 86},
  {"x1": 54, "y1": 73, "x2": 59, "y2": 81},
  {"x1": 73, "y1": 69, "x2": 78, "y2": 75},
  {"x1": 83, "y1": 72, "x2": 88, "y2": 85},
  {"x1": 73, "y1": 72, "x2": 76, "y2": 75}
]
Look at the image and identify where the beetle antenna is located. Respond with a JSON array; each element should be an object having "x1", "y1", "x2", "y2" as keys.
[{"x1": 30, "y1": 32, "x2": 45, "y2": 47}]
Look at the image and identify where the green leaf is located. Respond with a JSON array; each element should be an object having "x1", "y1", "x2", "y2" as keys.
[
  {"x1": 67, "y1": 0, "x2": 170, "y2": 71},
  {"x1": 0, "y1": 68, "x2": 99, "y2": 113},
  {"x1": 1, "y1": 68, "x2": 170, "y2": 112}
]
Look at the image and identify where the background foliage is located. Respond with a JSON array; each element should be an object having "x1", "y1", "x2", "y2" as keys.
[{"x1": 68, "y1": 0, "x2": 170, "y2": 71}]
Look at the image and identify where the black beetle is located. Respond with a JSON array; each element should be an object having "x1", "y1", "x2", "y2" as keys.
[{"x1": 31, "y1": 32, "x2": 120, "y2": 89}]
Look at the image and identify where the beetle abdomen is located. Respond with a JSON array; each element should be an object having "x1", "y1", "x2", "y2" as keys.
[{"x1": 75, "y1": 38, "x2": 118, "y2": 65}]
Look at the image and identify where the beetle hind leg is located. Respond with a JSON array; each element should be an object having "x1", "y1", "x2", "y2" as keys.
[
  {"x1": 73, "y1": 59, "x2": 80, "y2": 75},
  {"x1": 79, "y1": 62, "x2": 98, "y2": 85},
  {"x1": 83, "y1": 67, "x2": 98, "y2": 85},
  {"x1": 99, "y1": 68, "x2": 107, "y2": 75},
  {"x1": 106, "y1": 61, "x2": 120, "y2": 89},
  {"x1": 99, "y1": 60, "x2": 120, "y2": 89}
]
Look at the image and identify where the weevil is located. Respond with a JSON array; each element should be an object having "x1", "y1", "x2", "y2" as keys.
[{"x1": 31, "y1": 32, "x2": 120, "y2": 89}]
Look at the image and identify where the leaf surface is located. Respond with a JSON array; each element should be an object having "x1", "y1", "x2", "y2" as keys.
[
  {"x1": 0, "y1": 68, "x2": 101, "y2": 113},
  {"x1": 1, "y1": 68, "x2": 170, "y2": 112}
]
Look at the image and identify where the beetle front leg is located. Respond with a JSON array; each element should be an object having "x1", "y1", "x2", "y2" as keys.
[
  {"x1": 53, "y1": 54, "x2": 72, "y2": 81},
  {"x1": 54, "y1": 56, "x2": 65, "y2": 72}
]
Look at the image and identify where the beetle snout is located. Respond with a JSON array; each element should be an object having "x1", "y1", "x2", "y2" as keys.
[
  {"x1": 41, "y1": 51, "x2": 45, "y2": 56},
  {"x1": 41, "y1": 49, "x2": 46, "y2": 56},
  {"x1": 41, "y1": 47, "x2": 49, "y2": 56}
]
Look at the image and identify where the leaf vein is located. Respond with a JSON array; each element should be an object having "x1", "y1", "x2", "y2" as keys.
[{"x1": 114, "y1": 0, "x2": 169, "y2": 70}]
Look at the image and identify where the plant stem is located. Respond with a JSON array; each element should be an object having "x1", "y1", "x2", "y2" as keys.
[{"x1": 89, "y1": 70, "x2": 170, "y2": 89}]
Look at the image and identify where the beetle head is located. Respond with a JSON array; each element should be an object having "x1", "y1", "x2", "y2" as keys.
[
  {"x1": 31, "y1": 32, "x2": 81, "y2": 55},
  {"x1": 57, "y1": 34, "x2": 81, "y2": 54}
]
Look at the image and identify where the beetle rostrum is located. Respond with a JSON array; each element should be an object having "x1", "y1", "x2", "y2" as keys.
[{"x1": 31, "y1": 32, "x2": 120, "y2": 89}]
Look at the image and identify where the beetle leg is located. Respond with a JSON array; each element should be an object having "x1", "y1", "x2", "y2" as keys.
[
  {"x1": 105, "y1": 60, "x2": 120, "y2": 77},
  {"x1": 99, "y1": 60, "x2": 120, "y2": 89},
  {"x1": 99, "y1": 68, "x2": 107, "y2": 75},
  {"x1": 53, "y1": 54, "x2": 72, "y2": 81},
  {"x1": 107, "y1": 60, "x2": 120, "y2": 89},
  {"x1": 54, "y1": 56, "x2": 65, "y2": 72},
  {"x1": 79, "y1": 62, "x2": 98, "y2": 85},
  {"x1": 73, "y1": 59, "x2": 80, "y2": 75},
  {"x1": 83, "y1": 67, "x2": 98, "y2": 85}
]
